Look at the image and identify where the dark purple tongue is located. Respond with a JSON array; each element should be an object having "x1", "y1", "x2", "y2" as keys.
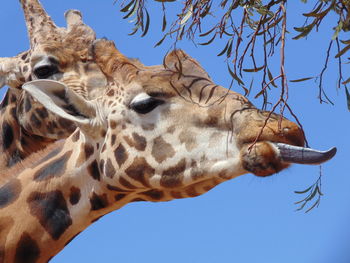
[{"x1": 274, "y1": 143, "x2": 337, "y2": 165}]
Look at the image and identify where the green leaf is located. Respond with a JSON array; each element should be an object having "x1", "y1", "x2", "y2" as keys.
[
  {"x1": 217, "y1": 40, "x2": 230, "y2": 57},
  {"x1": 305, "y1": 198, "x2": 320, "y2": 213},
  {"x1": 295, "y1": 201, "x2": 308, "y2": 211},
  {"x1": 254, "y1": 89, "x2": 265, "y2": 99},
  {"x1": 198, "y1": 34, "x2": 216, "y2": 45},
  {"x1": 226, "y1": 38, "x2": 233, "y2": 57},
  {"x1": 305, "y1": 186, "x2": 318, "y2": 202},
  {"x1": 306, "y1": 5, "x2": 332, "y2": 18},
  {"x1": 293, "y1": 21, "x2": 316, "y2": 40},
  {"x1": 294, "y1": 185, "x2": 313, "y2": 194},
  {"x1": 128, "y1": 26, "x2": 139, "y2": 36},
  {"x1": 346, "y1": 86, "x2": 350, "y2": 111},
  {"x1": 335, "y1": 44, "x2": 350, "y2": 58},
  {"x1": 123, "y1": 0, "x2": 139, "y2": 19},
  {"x1": 332, "y1": 21, "x2": 343, "y2": 40},
  {"x1": 177, "y1": 25, "x2": 185, "y2": 40},
  {"x1": 222, "y1": 29, "x2": 233, "y2": 36},
  {"x1": 302, "y1": 2, "x2": 323, "y2": 17},
  {"x1": 141, "y1": 9, "x2": 150, "y2": 37},
  {"x1": 227, "y1": 64, "x2": 244, "y2": 86},
  {"x1": 243, "y1": 65, "x2": 264, "y2": 73},
  {"x1": 154, "y1": 34, "x2": 167, "y2": 47},
  {"x1": 267, "y1": 68, "x2": 277, "y2": 88},
  {"x1": 340, "y1": 39, "x2": 350, "y2": 45},
  {"x1": 200, "y1": 2, "x2": 212, "y2": 18},
  {"x1": 162, "y1": 13, "x2": 167, "y2": 32},
  {"x1": 180, "y1": 5, "x2": 193, "y2": 25},
  {"x1": 120, "y1": 0, "x2": 135, "y2": 12},
  {"x1": 290, "y1": 77, "x2": 313, "y2": 82},
  {"x1": 199, "y1": 27, "x2": 216, "y2": 37},
  {"x1": 342, "y1": 77, "x2": 350, "y2": 85}
]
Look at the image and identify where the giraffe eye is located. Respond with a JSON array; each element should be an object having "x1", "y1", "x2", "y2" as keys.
[
  {"x1": 34, "y1": 64, "x2": 58, "y2": 79},
  {"x1": 130, "y1": 97, "x2": 164, "y2": 114}
]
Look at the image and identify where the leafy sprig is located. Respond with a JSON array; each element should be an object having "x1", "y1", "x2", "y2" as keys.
[{"x1": 294, "y1": 166, "x2": 324, "y2": 213}]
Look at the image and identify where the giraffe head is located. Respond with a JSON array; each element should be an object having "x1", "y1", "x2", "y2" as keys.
[
  {"x1": 23, "y1": 39, "x2": 336, "y2": 201},
  {"x1": 0, "y1": 0, "x2": 108, "y2": 167},
  {"x1": 0, "y1": 0, "x2": 107, "y2": 139}
]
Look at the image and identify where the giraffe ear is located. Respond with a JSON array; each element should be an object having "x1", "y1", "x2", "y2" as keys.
[
  {"x1": 163, "y1": 50, "x2": 210, "y2": 78},
  {"x1": 22, "y1": 80, "x2": 97, "y2": 125}
]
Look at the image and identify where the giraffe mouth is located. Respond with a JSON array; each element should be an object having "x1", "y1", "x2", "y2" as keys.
[
  {"x1": 273, "y1": 143, "x2": 337, "y2": 165},
  {"x1": 240, "y1": 141, "x2": 337, "y2": 177}
]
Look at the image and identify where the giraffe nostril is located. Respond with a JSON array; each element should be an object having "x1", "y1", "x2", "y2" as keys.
[{"x1": 283, "y1": 127, "x2": 290, "y2": 133}]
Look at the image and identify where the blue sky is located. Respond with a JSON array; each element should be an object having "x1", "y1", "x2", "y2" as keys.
[{"x1": 1, "y1": 1, "x2": 349, "y2": 263}]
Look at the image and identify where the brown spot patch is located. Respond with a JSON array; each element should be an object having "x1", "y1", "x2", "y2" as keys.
[
  {"x1": 160, "y1": 159, "x2": 186, "y2": 188},
  {"x1": 105, "y1": 158, "x2": 116, "y2": 178},
  {"x1": 33, "y1": 151, "x2": 72, "y2": 181},
  {"x1": 119, "y1": 177, "x2": 137, "y2": 189},
  {"x1": 14, "y1": 233, "x2": 40, "y2": 263},
  {"x1": 167, "y1": 125, "x2": 176, "y2": 134},
  {"x1": 21, "y1": 53, "x2": 28, "y2": 60},
  {"x1": 90, "y1": 192, "x2": 108, "y2": 211},
  {"x1": 0, "y1": 178, "x2": 21, "y2": 208},
  {"x1": 34, "y1": 144, "x2": 64, "y2": 167},
  {"x1": 125, "y1": 157, "x2": 155, "y2": 187},
  {"x1": 204, "y1": 115, "x2": 219, "y2": 126},
  {"x1": 110, "y1": 120, "x2": 117, "y2": 129},
  {"x1": 111, "y1": 135, "x2": 116, "y2": 146},
  {"x1": 107, "y1": 184, "x2": 133, "y2": 192},
  {"x1": 185, "y1": 186, "x2": 199, "y2": 197},
  {"x1": 2, "y1": 121, "x2": 14, "y2": 150},
  {"x1": 24, "y1": 96, "x2": 32, "y2": 112},
  {"x1": 107, "y1": 89, "x2": 115, "y2": 96},
  {"x1": 101, "y1": 143, "x2": 106, "y2": 153},
  {"x1": 141, "y1": 123, "x2": 155, "y2": 131},
  {"x1": 179, "y1": 130, "x2": 198, "y2": 152},
  {"x1": 115, "y1": 193, "x2": 127, "y2": 201},
  {"x1": 99, "y1": 159, "x2": 105, "y2": 173},
  {"x1": 76, "y1": 144, "x2": 94, "y2": 167},
  {"x1": 84, "y1": 144, "x2": 94, "y2": 158},
  {"x1": 69, "y1": 187, "x2": 81, "y2": 205},
  {"x1": 22, "y1": 65, "x2": 28, "y2": 73},
  {"x1": 114, "y1": 143, "x2": 128, "y2": 167},
  {"x1": 170, "y1": 191, "x2": 183, "y2": 199},
  {"x1": 141, "y1": 189, "x2": 164, "y2": 200},
  {"x1": 30, "y1": 114, "x2": 41, "y2": 129},
  {"x1": 71, "y1": 130, "x2": 80, "y2": 142},
  {"x1": 28, "y1": 191, "x2": 72, "y2": 240},
  {"x1": 132, "y1": 133, "x2": 147, "y2": 151},
  {"x1": 124, "y1": 133, "x2": 147, "y2": 151},
  {"x1": 35, "y1": 108, "x2": 49, "y2": 119},
  {"x1": 130, "y1": 132, "x2": 147, "y2": 151},
  {"x1": 88, "y1": 160, "x2": 101, "y2": 181},
  {"x1": 152, "y1": 136, "x2": 175, "y2": 163}
]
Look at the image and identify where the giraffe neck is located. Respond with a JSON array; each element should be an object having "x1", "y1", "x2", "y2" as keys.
[
  {"x1": 0, "y1": 119, "x2": 232, "y2": 262},
  {"x1": 0, "y1": 88, "x2": 54, "y2": 169},
  {"x1": 0, "y1": 130, "x2": 139, "y2": 262}
]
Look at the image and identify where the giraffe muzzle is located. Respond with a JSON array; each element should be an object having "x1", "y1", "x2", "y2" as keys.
[{"x1": 240, "y1": 141, "x2": 337, "y2": 177}]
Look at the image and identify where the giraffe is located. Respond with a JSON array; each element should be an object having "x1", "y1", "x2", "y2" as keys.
[
  {"x1": 0, "y1": 38, "x2": 336, "y2": 262},
  {"x1": 0, "y1": 0, "x2": 108, "y2": 169}
]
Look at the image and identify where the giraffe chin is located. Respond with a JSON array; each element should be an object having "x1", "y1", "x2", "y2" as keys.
[{"x1": 240, "y1": 141, "x2": 337, "y2": 177}]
